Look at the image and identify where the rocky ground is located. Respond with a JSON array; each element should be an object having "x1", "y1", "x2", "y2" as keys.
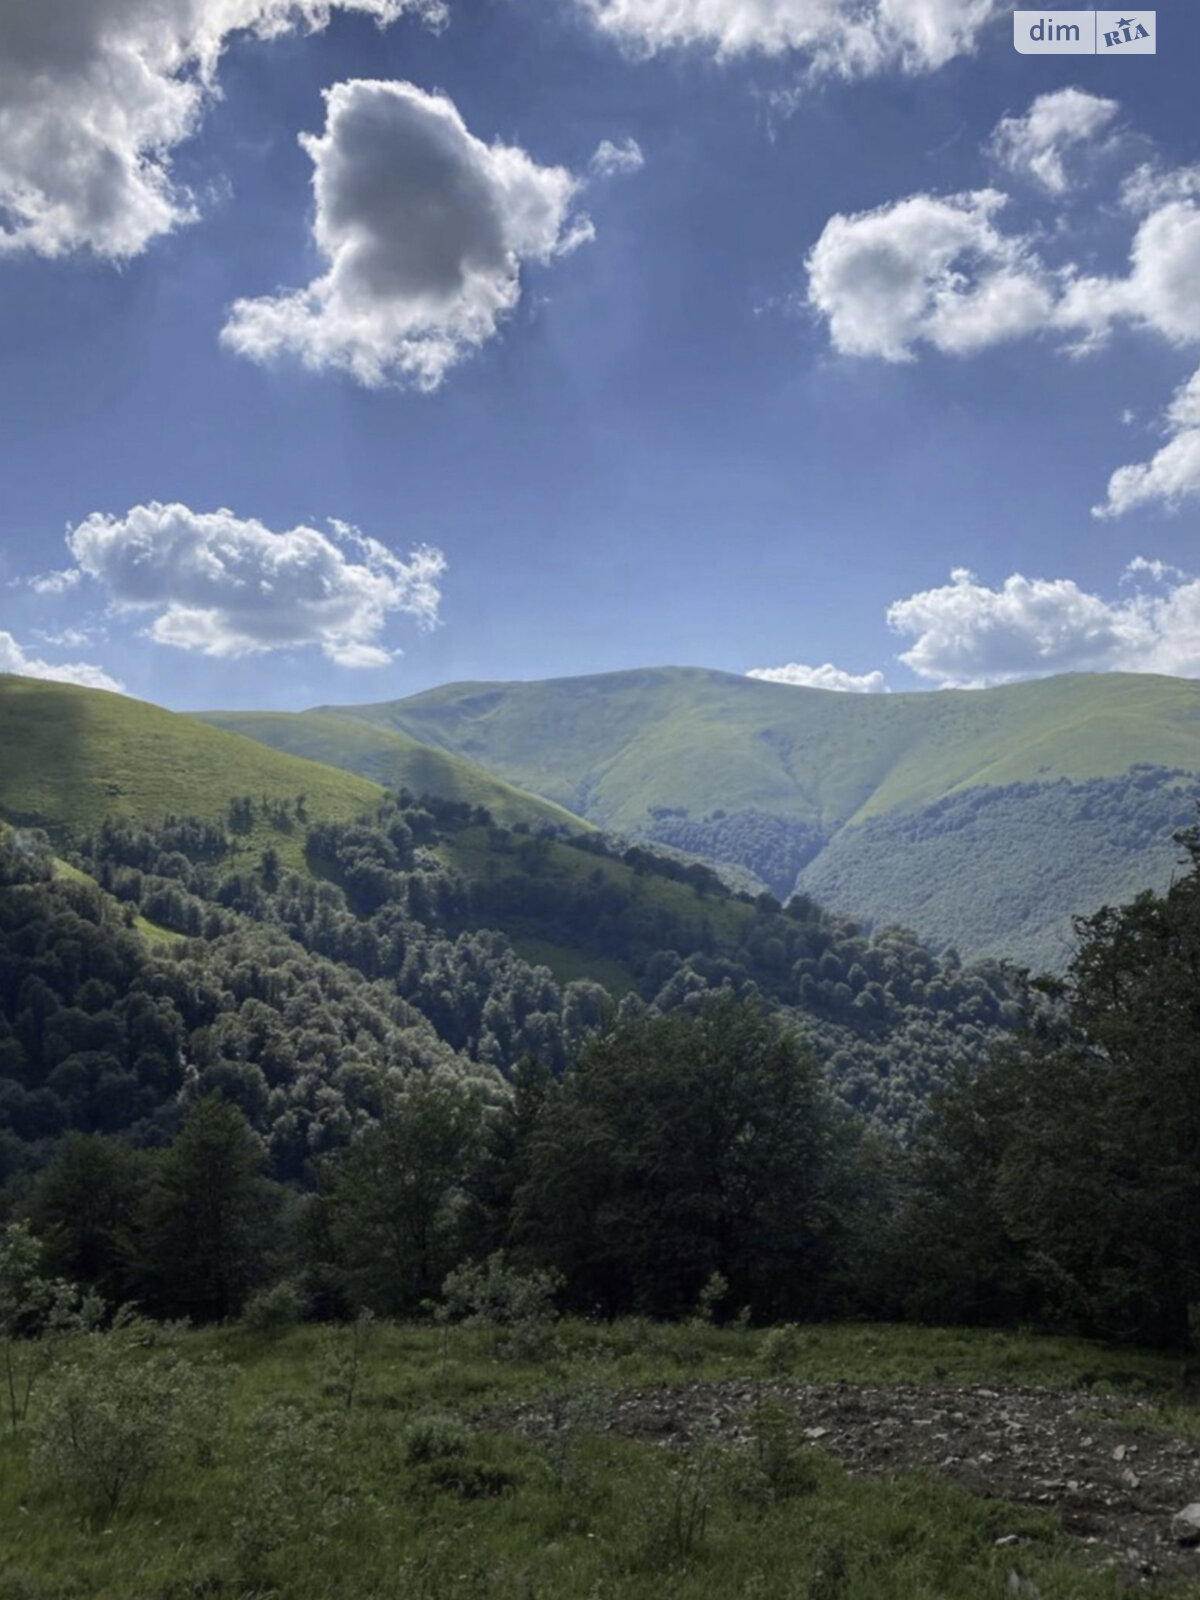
[{"x1": 491, "y1": 1379, "x2": 1200, "y2": 1588}]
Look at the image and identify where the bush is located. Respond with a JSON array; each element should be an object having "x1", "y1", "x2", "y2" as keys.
[
  {"x1": 232, "y1": 1402, "x2": 355, "y2": 1575},
  {"x1": 402, "y1": 1412, "x2": 469, "y2": 1466},
  {"x1": 31, "y1": 1316, "x2": 225, "y2": 1523},
  {"x1": 441, "y1": 1253, "x2": 562, "y2": 1360},
  {"x1": 758, "y1": 1322, "x2": 801, "y2": 1377},
  {"x1": 241, "y1": 1278, "x2": 306, "y2": 1337}
]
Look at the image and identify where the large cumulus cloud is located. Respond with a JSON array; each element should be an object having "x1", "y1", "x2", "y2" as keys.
[
  {"x1": 49, "y1": 501, "x2": 445, "y2": 666},
  {"x1": 887, "y1": 564, "x2": 1200, "y2": 687},
  {"x1": 221, "y1": 80, "x2": 592, "y2": 389},
  {"x1": 0, "y1": 0, "x2": 442, "y2": 259}
]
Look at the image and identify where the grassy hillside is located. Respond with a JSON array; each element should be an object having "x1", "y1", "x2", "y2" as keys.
[
  {"x1": 0, "y1": 675, "x2": 384, "y2": 872},
  {"x1": 194, "y1": 709, "x2": 588, "y2": 833},
  {"x1": 325, "y1": 668, "x2": 1200, "y2": 834},
  {"x1": 321, "y1": 669, "x2": 1200, "y2": 966}
]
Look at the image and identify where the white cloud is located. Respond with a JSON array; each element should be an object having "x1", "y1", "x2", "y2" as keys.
[
  {"x1": 806, "y1": 189, "x2": 1052, "y2": 361},
  {"x1": 574, "y1": 0, "x2": 1004, "y2": 78},
  {"x1": 887, "y1": 565, "x2": 1200, "y2": 686},
  {"x1": 747, "y1": 661, "x2": 889, "y2": 692},
  {"x1": 0, "y1": 631, "x2": 123, "y2": 692},
  {"x1": 221, "y1": 80, "x2": 591, "y2": 389},
  {"x1": 0, "y1": 1, "x2": 443, "y2": 260},
  {"x1": 804, "y1": 87, "x2": 1200, "y2": 516},
  {"x1": 1123, "y1": 555, "x2": 1186, "y2": 585},
  {"x1": 1058, "y1": 199, "x2": 1200, "y2": 352},
  {"x1": 989, "y1": 88, "x2": 1119, "y2": 196},
  {"x1": 46, "y1": 501, "x2": 444, "y2": 666},
  {"x1": 29, "y1": 568, "x2": 82, "y2": 596},
  {"x1": 1096, "y1": 366, "x2": 1200, "y2": 517},
  {"x1": 1121, "y1": 161, "x2": 1200, "y2": 216},
  {"x1": 34, "y1": 626, "x2": 98, "y2": 648},
  {"x1": 589, "y1": 137, "x2": 645, "y2": 180}
]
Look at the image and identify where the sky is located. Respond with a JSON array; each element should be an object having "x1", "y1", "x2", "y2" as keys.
[{"x1": 1, "y1": 0, "x2": 1200, "y2": 711}]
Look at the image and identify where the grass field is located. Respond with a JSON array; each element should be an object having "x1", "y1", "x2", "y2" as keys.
[
  {"x1": 194, "y1": 709, "x2": 588, "y2": 834},
  {"x1": 2, "y1": 1318, "x2": 1193, "y2": 1600},
  {"x1": 0, "y1": 676, "x2": 384, "y2": 874}
]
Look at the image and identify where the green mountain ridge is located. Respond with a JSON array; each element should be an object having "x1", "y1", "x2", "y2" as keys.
[{"x1": 310, "y1": 667, "x2": 1200, "y2": 966}]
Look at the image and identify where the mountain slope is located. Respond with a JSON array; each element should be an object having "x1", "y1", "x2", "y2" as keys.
[
  {"x1": 318, "y1": 668, "x2": 1200, "y2": 966},
  {"x1": 193, "y1": 710, "x2": 588, "y2": 833},
  {"x1": 324, "y1": 668, "x2": 1200, "y2": 830},
  {"x1": 0, "y1": 675, "x2": 384, "y2": 871}
]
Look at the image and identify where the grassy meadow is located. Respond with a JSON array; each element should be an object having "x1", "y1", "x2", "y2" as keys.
[
  {"x1": 2, "y1": 1317, "x2": 1195, "y2": 1600},
  {"x1": 0, "y1": 677, "x2": 383, "y2": 876}
]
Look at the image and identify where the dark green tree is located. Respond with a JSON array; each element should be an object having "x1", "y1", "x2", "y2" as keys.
[
  {"x1": 515, "y1": 994, "x2": 839, "y2": 1319},
  {"x1": 134, "y1": 1096, "x2": 278, "y2": 1322},
  {"x1": 320, "y1": 1076, "x2": 486, "y2": 1315},
  {"x1": 30, "y1": 1134, "x2": 151, "y2": 1306}
]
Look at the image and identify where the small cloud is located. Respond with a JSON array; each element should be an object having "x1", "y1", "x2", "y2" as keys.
[
  {"x1": 1122, "y1": 556, "x2": 1187, "y2": 585},
  {"x1": 1095, "y1": 367, "x2": 1200, "y2": 517},
  {"x1": 573, "y1": 0, "x2": 1006, "y2": 79},
  {"x1": 588, "y1": 138, "x2": 645, "y2": 180},
  {"x1": 29, "y1": 568, "x2": 81, "y2": 596},
  {"x1": 34, "y1": 626, "x2": 96, "y2": 648},
  {"x1": 989, "y1": 88, "x2": 1119, "y2": 196},
  {"x1": 747, "y1": 661, "x2": 889, "y2": 693},
  {"x1": 0, "y1": 630, "x2": 122, "y2": 692},
  {"x1": 806, "y1": 189, "x2": 1052, "y2": 362}
]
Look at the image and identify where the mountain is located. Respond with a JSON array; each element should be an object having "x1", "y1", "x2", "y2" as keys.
[
  {"x1": 313, "y1": 668, "x2": 1200, "y2": 968},
  {"x1": 0, "y1": 675, "x2": 384, "y2": 873},
  {"x1": 193, "y1": 709, "x2": 589, "y2": 834}
]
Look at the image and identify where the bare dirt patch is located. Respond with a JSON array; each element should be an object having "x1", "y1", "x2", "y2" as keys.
[{"x1": 491, "y1": 1379, "x2": 1200, "y2": 1587}]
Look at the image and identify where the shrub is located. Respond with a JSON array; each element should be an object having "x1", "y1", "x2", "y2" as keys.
[
  {"x1": 31, "y1": 1316, "x2": 225, "y2": 1523},
  {"x1": 402, "y1": 1412, "x2": 469, "y2": 1466},
  {"x1": 231, "y1": 1402, "x2": 354, "y2": 1575},
  {"x1": 241, "y1": 1278, "x2": 306, "y2": 1337},
  {"x1": 441, "y1": 1253, "x2": 562, "y2": 1360},
  {"x1": 758, "y1": 1322, "x2": 801, "y2": 1377}
]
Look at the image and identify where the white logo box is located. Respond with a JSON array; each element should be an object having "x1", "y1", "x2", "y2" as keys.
[{"x1": 1013, "y1": 11, "x2": 1155, "y2": 54}]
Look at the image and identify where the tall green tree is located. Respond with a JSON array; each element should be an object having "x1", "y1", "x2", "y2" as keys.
[
  {"x1": 924, "y1": 829, "x2": 1200, "y2": 1349},
  {"x1": 30, "y1": 1133, "x2": 151, "y2": 1306},
  {"x1": 135, "y1": 1096, "x2": 278, "y2": 1322},
  {"x1": 320, "y1": 1076, "x2": 486, "y2": 1315},
  {"x1": 516, "y1": 994, "x2": 839, "y2": 1320}
]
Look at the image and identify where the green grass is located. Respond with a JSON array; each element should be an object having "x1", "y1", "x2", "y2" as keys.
[
  {"x1": 1, "y1": 1319, "x2": 1188, "y2": 1600},
  {"x1": 194, "y1": 709, "x2": 590, "y2": 834},
  {"x1": 509, "y1": 937, "x2": 637, "y2": 995},
  {"x1": 322, "y1": 668, "x2": 1200, "y2": 836},
  {"x1": 45, "y1": 851, "x2": 184, "y2": 946},
  {"x1": 0, "y1": 676, "x2": 385, "y2": 875},
  {"x1": 439, "y1": 823, "x2": 754, "y2": 947}
]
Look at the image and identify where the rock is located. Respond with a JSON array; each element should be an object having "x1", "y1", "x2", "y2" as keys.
[{"x1": 1171, "y1": 1503, "x2": 1200, "y2": 1544}]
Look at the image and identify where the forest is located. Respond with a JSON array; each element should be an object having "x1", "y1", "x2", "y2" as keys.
[{"x1": 3, "y1": 791, "x2": 1199, "y2": 1351}]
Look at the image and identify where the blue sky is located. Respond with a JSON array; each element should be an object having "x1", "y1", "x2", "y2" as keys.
[{"x1": 2, "y1": 0, "x2": 1199, "y2": 710}]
